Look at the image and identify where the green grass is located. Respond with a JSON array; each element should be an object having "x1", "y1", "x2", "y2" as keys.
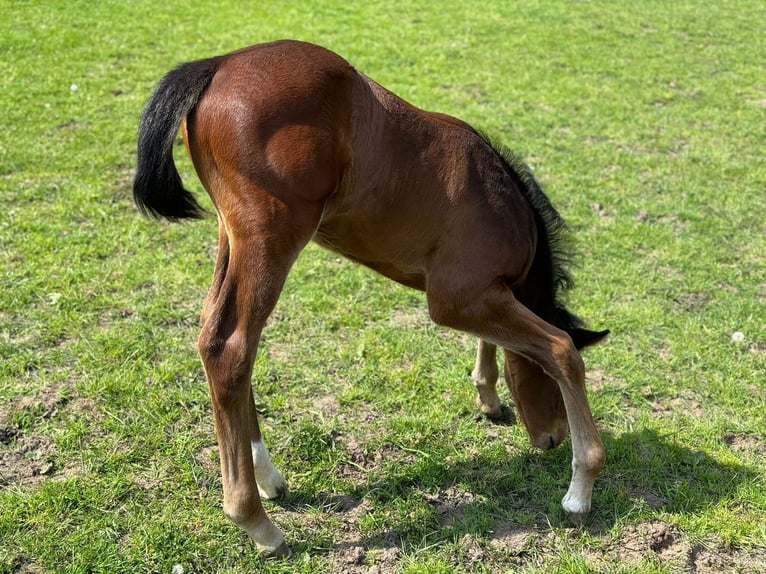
[{"x1": 2, "y1": 0, "x2": 765, "y2": 572}]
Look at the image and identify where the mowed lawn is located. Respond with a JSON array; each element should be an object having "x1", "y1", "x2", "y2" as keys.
[{"x1": 1, "y1": 1, "x2": 764, "y2": 573}]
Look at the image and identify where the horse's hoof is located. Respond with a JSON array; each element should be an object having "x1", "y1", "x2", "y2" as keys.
[
  {"x1": 257, "y1": 470, "x2": 288, "y2": 500},
  {"x1": 566, "y1": 511, "x2": 589, "y2": 526},
  {"x1": 261, "y1": 541, "x2": 292, "y2": 560},
  {"x1": 484, "y1": 404, "x2": 516, "y2": 425},
  {"x1": 562, "y1": 492, "x2": 591, "y2": 525},
  {"x1": 258, "y1": 481, "x2": 288, "y2": 501}
]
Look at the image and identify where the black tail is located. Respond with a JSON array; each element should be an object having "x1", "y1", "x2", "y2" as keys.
[{"x1": 133, "y1": 56, "x2": 223, "y2": 220}]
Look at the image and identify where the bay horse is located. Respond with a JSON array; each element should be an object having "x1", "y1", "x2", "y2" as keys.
[{"x1": 133, "y1": 40, "x2": 608, "y2": 558}]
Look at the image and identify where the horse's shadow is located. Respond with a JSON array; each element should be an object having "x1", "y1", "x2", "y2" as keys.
[{"x1": 274, "y1": 426, "x2": 756, "y2": 553}]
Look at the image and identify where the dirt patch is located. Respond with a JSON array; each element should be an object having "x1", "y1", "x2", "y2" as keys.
[
  {"x1": 389, "y1": 308, "x2": 430, "y2": 329},
  {"x1": 6, "y1": 555, "x2": 46, "y2": 574},
  {"x1": 587, "y1": 521, "x2": 685, "y2": 568},
  {"x1": 0, "y1": 426, "x2": 21, "y2": 445},
  {"x1": 673, "y1": 291, "x2": 711, "y2": 311},
  {"x1": 303, "y1": 393, "x2": 380, "y2": 427},
  {"x1": 0, "y1": 432, "x2": 58, "y2": 486},
  {"x1": 333, "y1": 496, "x2": 373, "y2": 543},
  {"x1": 2, "y1": 377, "x2": 94, "y2": 429},
  {"x1": 488, "y1": 523, "x2": 538, "y2": 555},
  {"x1": 586, "y1": 368, "x2": 626, "y2": 394},
  {"x1": 274, "y1": 495, "x2": 400, "y2": 574},
  {"x1": 0, "y1": 378, "x2": 94, "y2": 486},
  {"x1": 192, "y1": 444, "x2": 220, "y2": 474},
  {"x1": 690, "y1": 543, "x2": 766, "y2": 574},
  {"x1": 332, "y1": 545, "x2": 366, "y2": 572},
  {"x1": 337, "y1": 436, "x2": 416, "y2": 484},
  {"x1": 423, "y1": 487, "x2": 477, "y2": 526},
  {"x1": 634, "y1": 211, "x2": 690, "y2": 232},
  {"x1": 487, "y1": 524, "x2": 546, "y2": 569},
  {"x1": 592, "y1": 202, "x2": 615, "y2": 221},
  {"x1": 330, "y1": 545, "x2": 400, "y2": 574},
  {"x1": 723, "y1": 431, "x2": 766, "y2": 455},
  {"x1": 331, "y1": 545, "x2": 402, "y2": 574},
  {"x1": 451, "y1": 533, "x2": 489, "y2": 568},
  {"x1": 645, "y1": 522, "x2": 684, "y2": 554},
  {"x1": 629, "y1": 487, "x2": 669, "y2": 509},
  {"x1": 651, "y1": 394, "x2": 705, "y2": 419},
  {"x1": 315, "y1": 394, "x2": 341, "y2": 418},
  {"x1": 584, "y1": 521, "x2": 766, "y2": 574}
]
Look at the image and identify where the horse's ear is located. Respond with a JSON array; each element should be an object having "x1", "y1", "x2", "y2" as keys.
[{"x1": 570, "y1": 328, "x2": 610, "y2": 350}]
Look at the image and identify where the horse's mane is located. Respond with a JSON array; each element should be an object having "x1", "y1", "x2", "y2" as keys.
[{"x1": 479, "y1": 134, "x2": 584, "y2": 330}]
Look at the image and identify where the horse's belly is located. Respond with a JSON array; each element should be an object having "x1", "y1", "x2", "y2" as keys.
[{"x1": 312, "y1": 218, "x2": 428, "y2": 291}]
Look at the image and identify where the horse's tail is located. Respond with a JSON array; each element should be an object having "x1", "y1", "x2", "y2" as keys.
[{"x1": 133, "y1": 56, "x2": 223, "y2": 220}]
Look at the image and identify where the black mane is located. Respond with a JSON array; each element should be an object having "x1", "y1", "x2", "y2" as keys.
[
  {"x1": 483, "y1": 137, "x2": 574, "y2": 290},
  {"x1": 479, "y1": 134, "x2": 586, "y2": 332}
]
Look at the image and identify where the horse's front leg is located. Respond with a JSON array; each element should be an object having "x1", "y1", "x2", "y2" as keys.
[
  {"x1": 472, "y1": 339, "x2": 505, "y2": 419},
  {"x1": 429, "y1": 280, "x2": 604, "y2": 522}
]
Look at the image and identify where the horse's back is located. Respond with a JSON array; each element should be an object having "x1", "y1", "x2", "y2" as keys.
[{"x1": 214, "y1": 40, "x2": 356, "y2": 112}]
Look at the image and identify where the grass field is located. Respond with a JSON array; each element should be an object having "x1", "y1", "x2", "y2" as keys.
[{"x1": 1, "y1": 1, "x2": 765, "y2": 572}]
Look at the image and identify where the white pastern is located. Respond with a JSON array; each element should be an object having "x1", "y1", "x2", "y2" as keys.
[
  {"x1": 562, "y1": 488, "x2": 591, "y2": 516},
  {"x1": 251, "y1": 439, "x2": 288, "y2": 499},
  {"x1": 247, "y1": 517, "x2": 290, "y2": 558},
  {"x1": 561, "y1": 458, "x2": 594, "y2": 520}
]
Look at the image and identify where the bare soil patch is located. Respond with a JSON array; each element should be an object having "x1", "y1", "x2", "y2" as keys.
[
  {"x1": 0, "y1": 378, "x2": 93, "y2": 486},
  {"x1": 423, "y1": 486, "x2": 477, "y2": 526},
  {"x1": 585, "y1": 521, "x2": 766, "y2": 574},
  {"x1": 629, "y1": 486, "x2": 669, "y2": 509},
  {"x1": 651, "y1": 393, "x2": 705, "y2": 419},
  {"x1": 0, "y1": 432, "x2": 57, "y2": 486},
  {"x1": 331, "y1": 545, "x2": 401, "y2": 574},
  {"x1": 723, "y1": 431, "x2": 766, "y2": 456}
]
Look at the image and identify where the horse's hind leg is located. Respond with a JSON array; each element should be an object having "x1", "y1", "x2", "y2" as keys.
[
  {"x1": 248, "y1": 385, "x2": 288, "y2": 500},
  {"x1": 198, "y1": 193, "x2": 324, "y2": 557},
  {"x1": 199, "y1": 223, "x2": 287, "y2": 500}
]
